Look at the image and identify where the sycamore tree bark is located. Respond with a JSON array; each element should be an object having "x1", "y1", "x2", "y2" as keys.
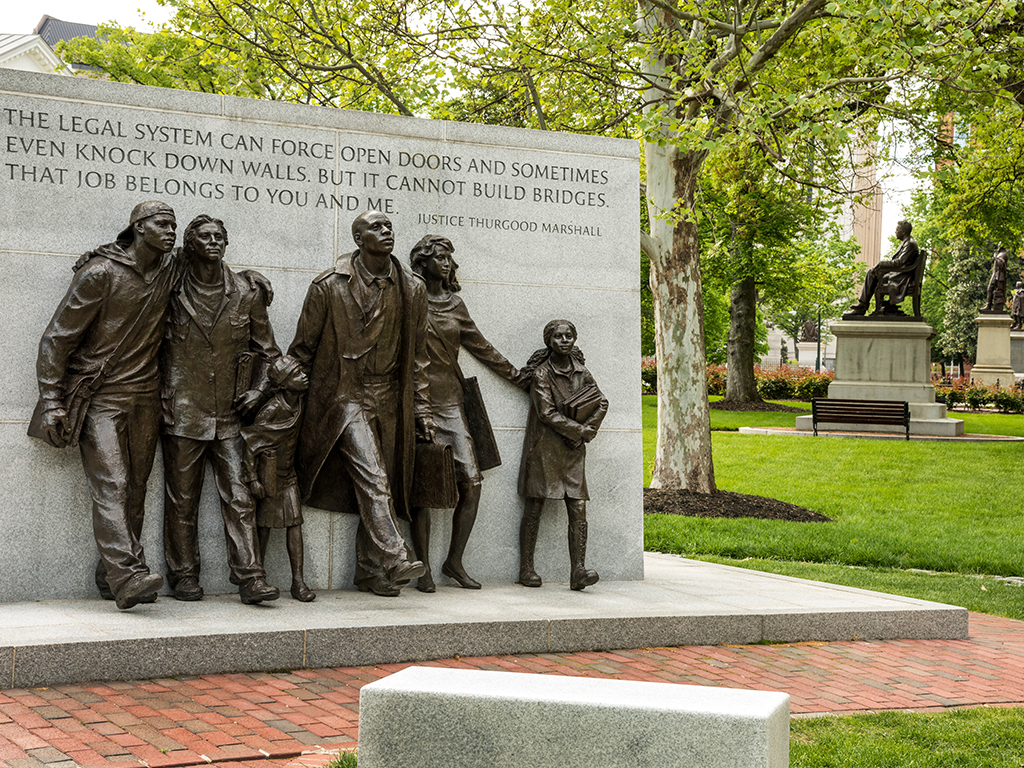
[
  {"x1": 636, "y1": 0, "x2": 836, "y2": 492},
  {"x1": 641, "y1": 143, "x2": 717, "y2": 493},
  {"x1": 724, "y1": 275, "x2": 760, "y2": 402}
]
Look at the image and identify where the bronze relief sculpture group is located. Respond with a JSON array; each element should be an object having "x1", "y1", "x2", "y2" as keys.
[{"x1": 30, "y1": 202, "x2": 607, "y2": 609}]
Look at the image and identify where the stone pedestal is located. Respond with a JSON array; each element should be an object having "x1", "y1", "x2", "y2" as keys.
[
  {"x1": 973, "y1": 314, "x2": 1016, "y2": 386},
  {"x1": 796, "y1": 341, "x2": 820, "y2": 367},
  {"x1": 795, "y1": 320, "x2": 963, "y2": 436},
  {"x1": 1010, "y1": 330, "x2": 1024, "y2": 374}
]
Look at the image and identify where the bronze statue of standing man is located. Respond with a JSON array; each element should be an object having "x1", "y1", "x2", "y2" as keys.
[
  {"x1": 982, "y1": 246, "x2": 1009, "y2": 312},
  {"x1": 30, "y1": 201, "x2": 179, "y2": 609},
  {"x1": 289, "y1": 212, "x2": 430, "y2": 596},
  {"x1": 159, "y1": 214, "x2": 281, "y2": 604}
]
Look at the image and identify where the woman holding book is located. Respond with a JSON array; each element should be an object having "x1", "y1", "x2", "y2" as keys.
[
  {"x1": 409, "y1": 235, "x2": 526, "y2": 592},
  {"x1": 517, "y1": 319, "x2": 607, "y2": 590}
]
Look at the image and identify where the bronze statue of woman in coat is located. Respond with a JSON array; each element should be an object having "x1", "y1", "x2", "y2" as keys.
[{"x1": 409, "y1": 235, "x2": 525, "y2": 592}]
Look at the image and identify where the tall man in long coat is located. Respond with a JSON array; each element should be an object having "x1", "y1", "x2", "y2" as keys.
[
  {"x1": 30, "y1": 201, "x2": 179, "y2": 609},
  {"x1": 982, "y1": 246, "x2": 1009, "y2": 312},
  {"x1": 289, "y1": 211, "x2": 431, "y2": 596},
  {"x1": 160, "y1": 214, "x2": 280, "y2": 604}
]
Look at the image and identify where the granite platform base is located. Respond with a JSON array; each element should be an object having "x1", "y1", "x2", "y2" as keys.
[{"x1": 0, "y1": 553, "x2": 968, "y2": 688}]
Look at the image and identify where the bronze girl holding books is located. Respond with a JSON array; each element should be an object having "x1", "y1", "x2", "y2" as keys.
[{"x1": 518, "y1": 320, "x2": 607, "y2": 590}]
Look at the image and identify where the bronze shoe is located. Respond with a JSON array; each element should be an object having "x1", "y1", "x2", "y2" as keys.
[
  {"x1": 115, "y1": 572, "x2": 163, "y2": 610},
  {"x1": 240, "y1": 577, "x2": 280, "y2": 604}
]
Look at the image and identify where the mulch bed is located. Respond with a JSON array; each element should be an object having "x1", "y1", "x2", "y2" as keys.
[
  {"x1": 644, "y1": 488, "x2": 832, "y2": 523},
  {"x1": 710, "y1": 399, "x2": 807, "y2": 413}
]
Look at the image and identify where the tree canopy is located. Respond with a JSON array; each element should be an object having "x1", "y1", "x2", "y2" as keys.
[{"x1": 62, "y1": 0, "x2": 1024, "y2": 491}]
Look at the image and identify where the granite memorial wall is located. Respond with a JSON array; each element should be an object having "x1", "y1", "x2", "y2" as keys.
[{"x1": 0, "y1": 69, "x2": 642, "y2": 602}]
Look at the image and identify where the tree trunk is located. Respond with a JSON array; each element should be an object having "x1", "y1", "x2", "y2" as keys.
[
  {"x1": 643, "y1": 141, "x2": 717, "y2": 493},
  {"x1": 724, "y1": 275, "x2": 761, "y2": 402}
]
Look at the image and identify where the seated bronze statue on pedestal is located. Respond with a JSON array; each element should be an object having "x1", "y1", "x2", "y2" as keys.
[{"x1": 844, "y1": 220, "x2": 926, "y2": 320}]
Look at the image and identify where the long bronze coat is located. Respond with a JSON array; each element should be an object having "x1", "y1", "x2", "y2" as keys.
[
  {"x1": 160, "y1": 262, "x2": 278, "y2": 440},
  {"x1": 288, "y1": 251, "x2": 429, "y2": 520},
  {"x1": 518, "y1": 356, "x2": 607, "y2": 500},
  {"x1": 877, "y1": 236, "x2": 921, "y2": 305}
]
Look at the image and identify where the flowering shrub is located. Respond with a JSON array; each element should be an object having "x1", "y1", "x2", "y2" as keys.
[
  {"x1": 934, "y1": 377, "x2": 1024, "y2": 412},
  {"x1": 706, "y1": 364, "x2": 727, "y2": 396},
  {"x1": 641, "y1": 356, "x2": 658, "y2": 394},
  {"x1": 752, "y1": 365, "x2": 833, "y2": 400},
  {"x1": 794, "y1": 371, "x2": 834, "y2": 400},
  {"x1": 990, "y1": 387, "x2": 1024, "y2": 413},
  {"x1": 963, "y1": 384, "x2": 993, "y2": 411},
  {"x1": 640, "y1": 359, "x2": 835, "y2": 400}
]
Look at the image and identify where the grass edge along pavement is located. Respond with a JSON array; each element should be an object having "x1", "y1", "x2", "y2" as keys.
[
  {"x1": 789, "y1": 707, "x2": 1024, "y2": 768},
  {"x1": 642, "y1": 395, "x2": 1024, "y2": 621}
]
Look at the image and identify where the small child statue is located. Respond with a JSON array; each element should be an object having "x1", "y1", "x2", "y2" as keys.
[
  {"x1": 242, "y1": 355, "x2": 315, "y2": 602},
  {"x1": 517, "y1": 319, "x2": 608, "y2": 590}
]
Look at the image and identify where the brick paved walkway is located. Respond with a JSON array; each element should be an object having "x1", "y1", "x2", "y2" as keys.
[{"x1": 2, "y1": 613, "x2": 1022, "y2": 768}]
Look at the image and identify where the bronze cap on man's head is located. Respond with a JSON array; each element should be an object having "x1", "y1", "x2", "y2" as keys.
[
  {"x1": 117, "y1": 200, "x2": 176, "y2": 245},
  {"x1": 130, "y1": 201, "x2": 175, "y2": 225}
]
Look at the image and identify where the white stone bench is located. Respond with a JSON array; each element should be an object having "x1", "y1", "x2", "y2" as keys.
[{"x1": 358, "y1": 666, "x2": 790, "y2": 768}]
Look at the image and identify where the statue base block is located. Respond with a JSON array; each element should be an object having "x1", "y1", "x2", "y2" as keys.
[
  {"x1": 973, "y1": 314, "x2": 1015, "y2": 387},
  {"x1": 794, "y1": 320, "x2": 963, "y2": 437},
  {"x1": 1010, "y1": 330, "x2": 1024, "y2": 374}
]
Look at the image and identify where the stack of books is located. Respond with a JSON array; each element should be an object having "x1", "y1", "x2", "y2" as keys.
[{"x1": 562, "y1": 385, "x2": 602, "y2": 423}]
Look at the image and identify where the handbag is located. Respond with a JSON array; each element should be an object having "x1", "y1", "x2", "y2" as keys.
[{"x1": 410, "y1": 441, "x2": 459, "y2": 509}]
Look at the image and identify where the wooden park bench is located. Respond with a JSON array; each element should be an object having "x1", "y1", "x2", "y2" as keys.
[{"x1": 811, "y1": 398, "x2": 911, "y2": 439}]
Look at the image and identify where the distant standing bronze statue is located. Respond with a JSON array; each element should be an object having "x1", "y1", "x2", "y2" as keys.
[
  {"x1": 1012, "y1": 282, "x2": 1024, "y2": 330},
  {"x1": 289, "y1": 211, "x2": 430, "y2": 596},
  {"x1": 982, "y1": 246, "x2": 1009, "y2": 312},
  {"x1": 845, "y1": 220, "x2": 920, "y2": 317},
  {"x1": 29, "y1": 201, "x2": 179, "y2": 609},
  {"x1": 159, "y1": 214, "x2": 280, "y2": 604},
  {"x1": 408, "y1": 235, "x2": 525, "y2": 592},
  {"x1": 517, "y1": 320, "x2": 607, "y2": 591},
  {"x1": 242, "y1": 355, "x2": 315, "y2": 602}
]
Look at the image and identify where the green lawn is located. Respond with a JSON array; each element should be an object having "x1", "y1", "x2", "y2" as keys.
[
  {"x1": 647, "y1": 432, "x2": 1024, "y2": 575},
  {"x1": 791, "y1": 708, "x2": 1024, "y2": 768},
  {"x1": 643, "y1": 395, "x2": 1024, "y2": 612}
]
